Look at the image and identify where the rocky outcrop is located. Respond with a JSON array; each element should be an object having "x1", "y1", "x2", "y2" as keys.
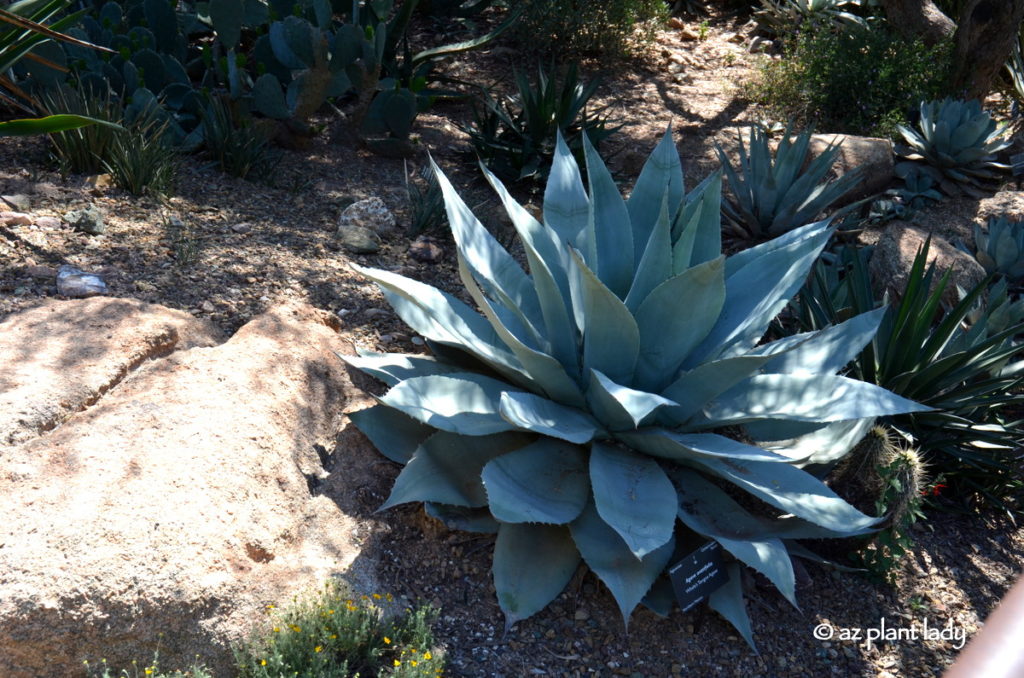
[
  {"x1": 869, "y1": 224, "x2": 986, "y2": 306},
  {"x1": 0, "y1": 297, "x2": 222, "y2": 449},
  {"x1": 809, "y1": 134, "x2": 894, "y2": 203},
  {"x1": 0, "y1": 301, "x2": 377, "y2": 677}
]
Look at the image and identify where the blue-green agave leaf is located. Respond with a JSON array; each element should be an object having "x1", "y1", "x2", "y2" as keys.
[
  {"x1": 482, "y1": 439, "x2": 590, "y2": 524},
  {"x1": 457, "y1": 254, "x2": 585, "y2": 407},
  {"x1": 424, "y1": 503, "x2": 500, "y2": 533},
  {"x1": 586, "y1": 369, "x2": 677, "y2": 430},
  {"x1": 749, "y1": 418, "x2": 877, "y2": 471},
  {"x1": 708, "y1": 562, "x2": 756, "y2": 651},
  {"x1": 634, "y1": 256, "x2": 726, "y2": 390},
  {"x1": 590, "y1": 442, "x2": 677, "y2": 558},
  {"x1": 572, "y1": 250, "x2": 640, "y2": 385},
  {"x1": 340, "y1": 349, "x2": 462, "y2": 387},
  {"x1": 752, "y1": 308, "x2": 886, "y2": 376},
  {"x1": 433, "y1": 159, "x2": 544, "y2": 336},
  {"x1": 494, "y1": 523, "x2": 580, "y2": 630},
  {"x1": 348, "y1": 404, "x2": 434, "y2": 464},
  {"x1": 617, "y1": 430, "x2": 788, "y2": 464},
  {"x1": 724, "y1": 219, "x2": 831, "y2": 278},
  {"x1": 382, "y1": 373, "x2": 521, "y2": 436},
  {"x1": 570, "y1": 500, "x2": 675, "y2": 627},
  {"x1": 545, "y1": 131, "x2": 590, "y2": 253},
  {"x1": 674, "y1": 170, "x2": 723, "y2": 270},
  {"x1": 381, "y1": 430, "x2": 533, "y2": 509},
  {"x1": 498, "y1": 391, "x2": 602, "y2": 443},
  {"x1": 625, "y1": 190, "x2": 673, "y2": 312},
  {"x1": 692, "y1": 455, "x2": 879, "y2": 533},
  {"x1": 659, "y1": 355, "x2": 773, "y2": 424},
  {"x1": 672, "y1": 468, "x2": 796, "y2": 607},
  {"x1": 583, "y1": 131, "x2": 633, "y2": 297},
  {"x1": 627, "y1": 127, "x2": 684, "y2": 263},
  {"x1": 703, "y1": 374, "x2": 931, "y2": 425}
]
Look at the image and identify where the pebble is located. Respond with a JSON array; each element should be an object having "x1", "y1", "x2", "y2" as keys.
[
  {"x1": 25, "y1": 265, "x2": 56, "y2": 279},
  {"x1": 56, "y1": 265, "x2": 107, "y2": 298},
  {"x1": 408, "y1": 236, "x2": 444, "y2": 263},
  {"x1": 2, "y1": 193, "x2": 30, "y2": 211},
  {"x1": 1, "y1": 211, "x2": 32, "y2": 226},
  {"x1": 411, "y1": 336, "x2": 424, "y2": 346},
  {"x1": 34, "y1": 216, "x2": 61, "y2": 229},
  {"x1": 201, "y1": 300, "x2": 215, "y2": 313},
  {"x1": 65, "y1": 205, "x2": 105, "y2": 235},
  {"x1": 232, "y1": 222, "x2": 252, "y2": 234}
]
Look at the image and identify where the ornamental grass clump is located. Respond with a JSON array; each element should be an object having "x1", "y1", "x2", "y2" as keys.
[{"x1": 344, "y1": 128, "x2": 927, "y2": 647}]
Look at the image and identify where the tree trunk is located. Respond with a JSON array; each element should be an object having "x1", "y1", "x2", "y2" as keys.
[
  {"x1": 949, "y1": 0, "x2": 1024, "y2": 100},
  {"x1": 880, "y1": 0, "x2": 955, "y2": 46}
]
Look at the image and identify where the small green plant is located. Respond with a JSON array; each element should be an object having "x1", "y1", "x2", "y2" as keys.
[
  {"x1": 970, "y1": 216, "x2": 1024, "y2": 283},
  {"x1": 235, "y1": 583, "x2": 443, "y2": 677},
  {"x1": 84, "y1": 654, "x2": 213, "y2": 678},
  {"x1": 795, "y1": 243, "x2": 1024, "y2": 512},
  {"x1": 405, "y1": 162, "x2": 447, "y2": 236},
  {"x1": 166, "y1": 215, "x2": 200, "y2": 267},
  {"x1": 467, "y1": 63, "x2": 619, "y2": 182},
  {"x1": 697, "y1": 19, "x2": 710, "y2": 40},
  {"x1": 512, "y1": 0, "x2": 667, "y2": 58},
  {"x1": 718, "y1": 122, "x2": 863, "y2": 241},
  {"x1": 750, "y1": 24, "x2": 952, "y2": 138},
  {"x1": 201, "y1": 97, "x2": 279, "y2": 182},
  {"x1": 103, "y1": 109, "x2": 179, "y2": 197},
  {"x1": 344, "y1": 128, "x2": 927, "y2": 648},
  {"x1": 43, "y1": 88, "x2": 123, "y2": 175},
  {"x1": 895, "y1": 98, "x2": 1012, "y2": 197}
]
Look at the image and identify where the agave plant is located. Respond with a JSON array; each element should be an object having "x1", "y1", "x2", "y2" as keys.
[
  {"x1": 718, "y1": 123, "x2": 864, "y2": 241},
  {"x1": 972, "y1": 216, "x2": 1024, "y2": 283},
  {"x1": 754, "y1": 0, "x2": 868, "y2": 36},
  {"x1": 344, "y1": 129, "x2": 927, "y2": 646},
  {"x1": 895, "y1": 98, "x2": 1012, "y2": 198}
]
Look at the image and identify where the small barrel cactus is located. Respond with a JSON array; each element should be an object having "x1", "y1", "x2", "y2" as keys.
[{"x1": 895, "y1": 98, "x2": 1011, "y2": 197}]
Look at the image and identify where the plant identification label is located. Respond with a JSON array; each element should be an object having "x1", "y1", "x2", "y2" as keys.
[{"x1": 668, "y1": 541, "x2": 728, "y2": 612}]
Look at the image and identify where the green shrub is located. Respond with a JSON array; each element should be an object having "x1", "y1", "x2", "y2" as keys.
[
  {"x1": 750, "y1": 23, "x2": 952, "y2": 138},
  {"x1": 344, "y1": 129, "x2": 928, "y2": 648},
  {"x1": 235, "y1": 584, "x2": 443, "y2": 678},
  {"x1": 511, "y1": 0, "x2": 667, "y2": 58},
  {"x1": 794, "y1": 243, "x2": 1024, "y2": 512}
]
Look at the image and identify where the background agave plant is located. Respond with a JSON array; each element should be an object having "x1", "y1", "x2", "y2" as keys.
[
  {"x1": 718, "y1": 123, "x2": 864, "y2": 241},
  {"x1": 971, "y1": 216, "x2": 1024, "y2": 284},
  {"x1": 895, "y1": 98, "x2": 1011, "y2": 198},
  {"x1": 344, "y1": 129, "x2": 927, "y2": 646},
  {"x1": 754, "y1": 0, "x2": 868, "y2": 37}
]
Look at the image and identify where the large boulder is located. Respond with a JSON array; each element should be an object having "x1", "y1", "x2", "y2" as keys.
[
  {"x1": 0, "y1": 297, "x2": 222, "y2": 449},
  {"x1": 0, "y1": 301, "x2": 377, "y2": 676},
  {"x1": 809, "y1": 134, "x2": 894, "y2": 203},
  {"x1": 869, "y1": 224, "x2": 986, "y2": 306}
]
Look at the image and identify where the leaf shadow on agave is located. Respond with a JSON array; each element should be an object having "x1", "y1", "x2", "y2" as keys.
[{"x1": 342, "y1": 126, "x2": 930, "y2": 649}]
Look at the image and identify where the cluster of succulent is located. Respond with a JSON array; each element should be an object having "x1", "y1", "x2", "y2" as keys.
[
  {"x1": 970, "y1": 215, "x2": 1024, "y2": 284},
  {"x1": 754, "y1": 0, "x2": 868, "y2": 37},
  {"x1": 895, "y1": 98, "x2": 1012, "y2": 198},
  {"x1": 466, "y1": 63, "x2": 619, "y2": 182},
  {"x1": 345, "y1": 128, "x2": 927, "y2": 646},
  {"x1": 718, "y1": 123, "x2": 863, "y2": 241}
]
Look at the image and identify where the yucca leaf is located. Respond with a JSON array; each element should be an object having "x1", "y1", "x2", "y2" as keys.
[
  {"x1": 381, "y1": 373, "x2": 522, "y2": 436},
  {"x1": 582, "y1": 131, "x2": 633, "y2": 297},
  {"x1": 708, "y1": 563, "x2": 756, "y2": 651},
  {"x1": 627, "y1": 127, "x2": 683, "y2": 262},
  {"x1": 0, "y1": 113, "x2": 122, "y2": 136},
  {"x1": 498, "y1": 391, "x2": 603, "y2": 443},
  {"x1": 590, "y1": 442, "x2": 677, "y2": 558},
  {"x1": 585, "y1": 369, "x2": 677, "y2": 430},
  {"x1": 348, "y1": 404, "x2": 435, "y2": 464},
  {"x1": 692, "y1": 455, "x2": 878, "y2": 532},
  {"x1": 381, "y1": 430, "x2": 534, "y2": 509},
  {"x1": 493, "y1": 523, "x2": 580, "y2": 630},
  {"x1": 569, "y1": 499, "x2": 675, "y2": 627},
  {"x1": 752, "y1": 307, "x2": 886, "y2": 375},
  {"x1": 482, "y1": 438, "x2": 589, "y2": 524}
]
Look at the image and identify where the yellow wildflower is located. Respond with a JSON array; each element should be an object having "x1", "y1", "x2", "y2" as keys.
[
  {"x1": 373, "y1": 593, "x2": 382, "y2": 599},
  {"x1": 411, "y1": 660, "x2": 418, "y2": 667},
  {"x1": 393, "y1": 660, "x2": 401, "y2": 667},
  {"x1": 315, "y1": 646, "x2": 323, "y2": 653},
  {"x1": 383, "y1": 637, "x2": 392, "y2": 645},
  {"x1": 261, "y1": 660, "x2": 267, "y2": 666},
  {"x1": 290, "y1": 625, "x2": 301, "y2": 633},
  {"x1": 424, "y1": 652, "x2": 432, "y2": 660}
]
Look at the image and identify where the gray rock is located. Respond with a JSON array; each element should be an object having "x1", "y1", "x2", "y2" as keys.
[
  {"x1": 2, "y1": 194, "x2": 31, "y2": 212},
  {"x1": 808, "y1": 134, "x2": 894, "y2": 203},
  {"x1": 64, "y1": 206, "x2": 106, "y2": 235},
  {"x1": 56, "y1": 265, "x2": 108, "y2": 298},
  {"x1": 1, "y1": 211, "x2": 31, "y2": 226},
  {"x1": 869, "y1": 225, "x2": 985, "y2": 306},
  {"x1": 33, "y1": 216, "x2": 62, "y2": 229},
  {"x1": 408, "y1": 236, "x2": 444, "y2": 263},
  {"x1": 337, "y1": 224, "x2": 381, "y2": 254},
  {"x1": 337, "y1": 197, "x2": 396, "y2": 238}
]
